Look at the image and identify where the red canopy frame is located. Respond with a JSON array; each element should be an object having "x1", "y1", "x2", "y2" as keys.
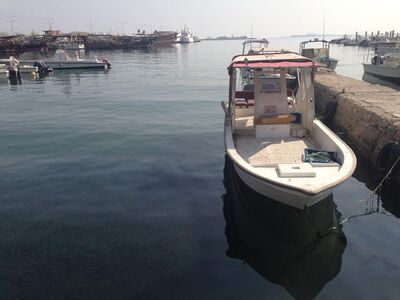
[{"x1": 232, "y1": 61, "x2": 318, "y2": 68}]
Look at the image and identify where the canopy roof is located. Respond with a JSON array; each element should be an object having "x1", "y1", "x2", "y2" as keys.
[
  {"x1": 231, "y1": 51, "x2": 318, "y2": 68},
  {"x1": 242, "y1": 38, "x2": 269, "y2": 44}
]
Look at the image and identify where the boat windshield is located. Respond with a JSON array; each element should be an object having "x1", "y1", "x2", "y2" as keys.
[
  {"x1": 240, "y1": 68, "x2": 297, "y2": 90},
  {"x1": 242, "y1": 39, "x2": 269, "y2": 54}
]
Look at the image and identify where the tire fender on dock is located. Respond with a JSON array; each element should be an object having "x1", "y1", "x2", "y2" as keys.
[{"x1": 376, "y1": 142, "x2": 400, "y2": 178}]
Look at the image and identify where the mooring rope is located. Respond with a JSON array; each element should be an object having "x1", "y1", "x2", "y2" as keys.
[{"x1": 340, "y1": 155, "x2": 400, "y2": 224}]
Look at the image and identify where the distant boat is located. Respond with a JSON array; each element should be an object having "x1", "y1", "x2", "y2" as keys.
[
  {"x1": 151, "y1": 31, "x2": 178, "y2": 46},
  {"x1": 48, "y1": 37, "x2": 85, "y2": 50},
  {"x1": 222, "y1": 50, "x2": 356, "y2": 208},
  {"x1": 363, "y1": 47, "x2": 400, "y2": 82},
  {"x1": 299, "y1": 39, "x2": 339, "y2": 70},
  {"x1": 19, "y1": 50, "x2": 111, "y2": 70},
  {"x1": 122, "y1": 35, "x2": 153, "y2": 49},
  {"x1": 175, "y1": 26, "x2": 195, "y2": 43}
]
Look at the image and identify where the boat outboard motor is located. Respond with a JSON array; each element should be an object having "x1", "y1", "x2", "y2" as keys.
[
  {"x1": 102, "y1": 59, "x2": 112, "y2": 69},
  {"x1": 33, "y1": 60, "x2": 53, "y2": 75}
]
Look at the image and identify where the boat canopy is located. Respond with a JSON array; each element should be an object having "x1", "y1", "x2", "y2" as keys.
[
  {"x1": 231, "y1": 52, "x2": 318, "y2": 69},
  {"x1": 299, "y1": 39, "x2": 330, "y2": 48},
  {"x1": 233, "y1": 61, "x2": 317, "y2": 68}
]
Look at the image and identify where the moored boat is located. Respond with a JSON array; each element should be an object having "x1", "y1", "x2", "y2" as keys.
[
  {"x1": 18, "y1": 50, "x2": 111, "y2": 70},
  {"x1": 175, "y1": 26, "x2": 195, "y2": 43},
  {"x1": 362, "y1": 47, "x2": 400, "y2": 82},
  {"x1": 300, "y1": 39, "x2": 338, "y2": 70},
  {"x1": 151, "y1": 31, "x2": 178, "y2": 46},
  {"x1": 222, "y1": 50, "x2": 356, "y2": 208}
]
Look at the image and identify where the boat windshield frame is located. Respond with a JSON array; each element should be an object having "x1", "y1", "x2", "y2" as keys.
[
  {"x1": 299, "y1": 39, "x2": 330, "y2": 53},
  {"x1": 242, "y1": 39, "x2": 270, "y2": 54}
]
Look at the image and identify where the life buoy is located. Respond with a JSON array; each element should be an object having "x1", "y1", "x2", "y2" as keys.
[{"x1": 376, "y1": 142, "x2": 400, "y2": 177}]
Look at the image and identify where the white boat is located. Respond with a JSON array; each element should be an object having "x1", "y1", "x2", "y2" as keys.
[
  {"x1": 362, "y1": 48, "x2": 400, "y2": 81},
  {"x1": 59, "y1": 41, "x2": 85, "y2": 50},
  {"x1": 18, "y1": 64, "x2": 39, "y2": 75},
  {"x1": 222, "y1": 51, "x2": 356, "y2": 209},
  {"x1": 0, "y1": 63, "x2": 8, "y2": 79},
  {"x1": 0, "y1": 56, "x2": 38, "y2": 77},
  {"x1": 48, "y1": 37, "x2": 85, "y2": 50},
  {"x1": 242, "y1": 39, "x2": 269, "y2": 54},
  {"x1": 19, "y1": 50, "x2": 111, "y2": 70},
  {"x1": 175, "y1": 26, "x2": 195, "y2": 43},
  {"x1": 299, "y1": 39, "x2": 339, "y2": 70}
]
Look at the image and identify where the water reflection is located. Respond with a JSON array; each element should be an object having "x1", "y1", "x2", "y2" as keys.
[{"x1": 223, "y1": 156, "x2": 346, "y2": 300}]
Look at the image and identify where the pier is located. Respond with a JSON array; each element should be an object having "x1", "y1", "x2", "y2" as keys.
[{"x1": 315, "y1": 72, "x2": 400, "y2": 166}]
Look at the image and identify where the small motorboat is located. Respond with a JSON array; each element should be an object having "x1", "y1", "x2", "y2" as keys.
[
  {"x1": 300, "y1": 39, "x2": 338, "y2": 70},
  {"x1": 222, "y1": 50, "x2": 356, "y2": 209},
  {"x1": 19, "y1": 49, "x2": 111, "y2": 70}
]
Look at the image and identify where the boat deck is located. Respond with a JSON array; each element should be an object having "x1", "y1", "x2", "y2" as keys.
[
  {"x1": 234, "y1": 134, "x2": 319, "y2": 167},
  {"x1": 234, "y1": 115, "x2": 320, "y2": 167}
]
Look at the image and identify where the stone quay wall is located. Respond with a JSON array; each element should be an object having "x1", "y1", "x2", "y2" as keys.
[{"x1": 314, "y1": 72, "x2": 400, "y2": 166}]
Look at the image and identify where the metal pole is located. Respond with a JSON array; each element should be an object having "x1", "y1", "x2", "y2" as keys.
[
  {"x1": 6, "y1": 15, "x2": 16, "y2": 35},
  {"x1": 43, "y1": 18, "x2": 54, "y2": 31},
  {"x1": 120, "y1": 21, "x2": 127, "y2": 35}
]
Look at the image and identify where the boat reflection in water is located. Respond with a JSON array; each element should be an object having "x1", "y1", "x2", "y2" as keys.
[{"x1": 223, "y1": 156, "x2": 346, "y2": 300}]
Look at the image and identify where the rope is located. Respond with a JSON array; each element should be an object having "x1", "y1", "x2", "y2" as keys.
[{"x1": 340, "y1": 155, "x2": 400, "y2": 224}]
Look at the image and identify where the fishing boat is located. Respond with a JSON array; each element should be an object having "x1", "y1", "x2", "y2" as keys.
[
  {"x1": 151, "y1": 31, "x2": 178, "y2": 46},
  {"x1": 222, "y1": 50, "x2": 356, "y2": 208},
  {"x1": 19, "y1": 50, "x2": 111, "y2": 70},
  {"x1": 299, "y1": 39, "x2": 338, "y2": 70},
  {"x1": 242, "y1": 39, "x2": 269, "y2": 55},
  {"x1": 362, "y1": 47, "x2": 400, "y2": 82}
]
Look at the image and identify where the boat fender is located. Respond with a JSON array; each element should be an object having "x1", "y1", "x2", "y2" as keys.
[
  {"x1": 376, "y1": 142, "x2": 400, "y2": 177},
  {"x1": 323, "y1": 101, "x2": 337, "y2": 122}
]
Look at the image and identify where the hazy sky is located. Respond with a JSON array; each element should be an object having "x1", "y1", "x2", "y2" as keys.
[{"x1": 2, "y1": 0, "x2": 399, "y2": 37}]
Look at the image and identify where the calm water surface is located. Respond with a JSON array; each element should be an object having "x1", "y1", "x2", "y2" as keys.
[{"x1": 0, "y1": 38, "x2": 399, "y2": 299}]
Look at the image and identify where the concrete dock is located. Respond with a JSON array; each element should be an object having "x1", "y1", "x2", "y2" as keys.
[{"x1": 315, "y1": 72, "x2": 400, "y2": 166}]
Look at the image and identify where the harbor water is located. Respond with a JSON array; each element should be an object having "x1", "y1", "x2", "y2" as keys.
[{"x1": 0, "y1": 38, "x2": 399, "y2": 299}]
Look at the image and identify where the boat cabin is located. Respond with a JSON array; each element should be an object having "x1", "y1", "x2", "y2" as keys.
[
  {"x1": 299, "y1": 39, "x2": 330, "y2": 61},
  {"x1": 229, "y1": 51, "x2": 316, "y2": 141}
]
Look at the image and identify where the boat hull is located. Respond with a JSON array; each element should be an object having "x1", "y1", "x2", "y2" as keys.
[
  {"x1": 223, "y1": 110, "x2": 356, "y2": 209},
  {"x1": 325, "y1": 58, "x2": 338, "y2": 71},
  {"x1": 363, "y1": 63, "x2": 400, "y2": 79},
  {"x1": 233, "y1": 163, "x2": 332, "y2": 209},
  {"x1": 20, "y1": 60, "x2": 108, "y2": 70}
]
